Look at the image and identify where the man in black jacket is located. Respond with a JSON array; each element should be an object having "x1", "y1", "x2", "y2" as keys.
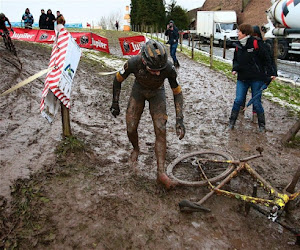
[
  {"x1": 228, "y1": 24, "x2": 276, "y2": 132},
  {"x1": 46, "y1": 9, "x2": 55, "y2": 30},
  {"x1": 110, "y1": 40, "x2": 185, "y2": 189},
  {"x1": 165, "y1": 20, "x2": 180, "y2": 67},
  {"x1": 39, "y1": 9, "x2": 47, "y2": 29}
]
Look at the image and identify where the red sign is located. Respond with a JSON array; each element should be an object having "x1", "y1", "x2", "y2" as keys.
[
  {"x1": 9, "y1": 28, "x2": 110, "y2": 54},
  {"x1": 71, "y1": 32, "x2": 93, "y2": 49},
  {"x1": 118, "y1": 35, "x2": 146, "y2": 55},
  {"x1": 10, "y1": 28, "x2": 38, "y2": 42},
  {"x1": 35, "y1": 29, "x2": 56, "y2": 43},
  {"x1": 91, "y1": 33, "x2": 110, "y2": 54}
]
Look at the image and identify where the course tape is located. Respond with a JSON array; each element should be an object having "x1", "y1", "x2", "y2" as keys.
[{"x1": 0, "y1": 67, "x2": 54, "y2": 97}]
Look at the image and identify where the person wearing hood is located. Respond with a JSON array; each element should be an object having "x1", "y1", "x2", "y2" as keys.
[
  {"x1": 22, "y1": 8, "x2": 34, "y2": 29},
  {"x1": 228, "y1": 24, "x2": 276, "y2": 132},
  {"x1": 46, "y1": 9, "x2": 56, "y2": 30},
  {"x1": 165, "y1": 20, "x2": 180, "y2": 67},
  {"x1": 39, "y1": 9, "x2": 47, "y2": 29}
]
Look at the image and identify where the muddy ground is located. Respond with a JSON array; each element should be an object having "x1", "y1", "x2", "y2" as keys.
[{"x1": 0, "y1": 34, "x2": 300, "y2": 249}]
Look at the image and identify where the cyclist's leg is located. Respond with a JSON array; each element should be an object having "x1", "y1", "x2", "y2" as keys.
[{"x1": 126, "y1": 83, "x2": 145, "y2": 164}]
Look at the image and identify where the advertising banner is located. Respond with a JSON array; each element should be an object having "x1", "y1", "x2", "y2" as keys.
[
  {"x1": 71, "y1": 32, "x2": 93, "y2": 49},
  {"x1": 91, "y1": 33, "x2": 110, "y2": 54},
  {"x1": 118, "y1": 35, "x2": 146, "y2": 55},
  {"x1": 9, "y1": 28, "x2": 110, "y2": 54},
  {"x1": 35, "y1": 29, "x2": 56, "y2": 43},
  {"x1": 10, "y1": 28, "x2": 38, "y2": 42}
]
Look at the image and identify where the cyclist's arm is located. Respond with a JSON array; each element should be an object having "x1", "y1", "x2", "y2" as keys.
[
  {"x1": 167, "y1": 65, "x2": 184, "y2": 120},
  {"x1": 6, "y1": 18, "x2": 12, "y2": 30},
  {"x1": 112, "y1": 58, "x2": 134, "y2": 103}
]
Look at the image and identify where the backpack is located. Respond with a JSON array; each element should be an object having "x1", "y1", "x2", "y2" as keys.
[{"x1": 253, "y1": 39, "x2": 277, "y2": 77}]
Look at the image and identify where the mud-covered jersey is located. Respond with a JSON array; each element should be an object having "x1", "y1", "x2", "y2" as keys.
[
  {"x1": 0, "y1": 17, "x2": 9, "y2": 31},
  {"x1": 116, "y1": 55, "x2": 181, "y2": 92}
]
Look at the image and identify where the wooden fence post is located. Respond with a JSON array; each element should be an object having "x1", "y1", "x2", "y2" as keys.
[
  {"x1": 191, "y1": 34, "x2": 194, "y2": 59},
  {"x1": 210, "y1": 34, "x2": 213, "y2": 68},
  {"x1": 223, "y1": 35, "x2": 226, "y2": 59},
  {"x1": 180, "y1": 32, "x2": 183, "y2": 52},
  {"x1": 61, "y1": 103, "x2": 72, "y2": 137}
]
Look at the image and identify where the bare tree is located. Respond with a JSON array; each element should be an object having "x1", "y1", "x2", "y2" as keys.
[{"x1": 98, "y1": 11, "x2": 123, "y2": 30}]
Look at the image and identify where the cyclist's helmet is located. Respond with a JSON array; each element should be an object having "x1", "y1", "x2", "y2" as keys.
[
  {"x1": 141, "y1": 39, "x2": 168, "y2": 70},
  {"x1": 0, "y1": 13, "x2": 5, "y2": 19}
]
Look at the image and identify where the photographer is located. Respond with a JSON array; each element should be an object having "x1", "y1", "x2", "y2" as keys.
[
  {"x1": 22, "y1": 8, "x2": 34, "y2": 29},
  {"x1": 165, "y1": 20, "x2": 179, "y2": 67}
]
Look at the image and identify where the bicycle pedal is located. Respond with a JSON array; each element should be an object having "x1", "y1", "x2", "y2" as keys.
[{"x1": 179, "y1": 199, "x2": 211, "y2": 213}]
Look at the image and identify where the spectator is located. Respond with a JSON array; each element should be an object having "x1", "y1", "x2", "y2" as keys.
[
  {"x1": 56, "y1": 11, "x2": 65, "y2": 25},
  {"x1": 165, "y1": 20, "x2": 179, "y2": 67},
  {"x1": 228, "y1": 24, "x2": 276, "y2": 132},
  {"x1": 115, "y1": 21, "x2": 119, "y2": 31},
  {"x1": 56, "y1": 15, "x2": 66, "y2": 32},
  {"x1": 46, "y1": 9, "x2": 55, "y2": 30},
  {"x1": 39, "y1": 9, "x2": 47, "y2": 29},
  {"x1": 22, "y1": 8, "x2": 34, "y2": 29}
]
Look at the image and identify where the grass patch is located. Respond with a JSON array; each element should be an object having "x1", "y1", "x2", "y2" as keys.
[{"x1": 55, "y1": 136, "x2": 86, "y2": 157}]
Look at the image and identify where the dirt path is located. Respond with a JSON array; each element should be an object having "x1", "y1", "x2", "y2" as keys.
[{"x1": 0, "y1": 37, "x2": 299, "y2": 249}]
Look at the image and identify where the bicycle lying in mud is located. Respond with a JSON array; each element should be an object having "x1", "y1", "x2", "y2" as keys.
[
  {"x1": 167, "y1": 147, "x2": 300, "y2": 245},
  {"x1": 0, "y1": 30, "x2": 17, "y2": 56}
]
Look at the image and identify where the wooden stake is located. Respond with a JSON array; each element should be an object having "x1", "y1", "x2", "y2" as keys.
[
  {"x1": 223, "y1": 35, "x2": 226, "y2": 59},
  {"x1": 61, "y1": 102, "x2": 72, "y2": 137},
  {"x1": 210, "y1": 34, "x2": 213, "y2": 68},
  {"x1": 191, "y1": 34, "x2": 194, "y2": 59}
]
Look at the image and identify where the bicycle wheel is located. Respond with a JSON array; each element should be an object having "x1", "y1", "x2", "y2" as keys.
[{"x1": 166, "y1": 150, "x2": 235, "y2": 186}]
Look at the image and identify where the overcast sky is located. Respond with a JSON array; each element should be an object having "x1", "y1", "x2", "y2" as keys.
[{"x1": 0, "y1": 0, "x2": 205, "y2": 25}]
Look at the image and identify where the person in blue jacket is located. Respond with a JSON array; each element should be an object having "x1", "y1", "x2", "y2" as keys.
[{"x1": 22, "y1": 8, "x2": 34, "y2": 29}]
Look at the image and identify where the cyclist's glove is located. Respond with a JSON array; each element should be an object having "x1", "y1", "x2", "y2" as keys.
[
  {"x1": 110, "y1": 101, "x2": 120, "y2": 118},
  {"x1": 11, "y1": 28, "x2": 14, "y2": 33}
]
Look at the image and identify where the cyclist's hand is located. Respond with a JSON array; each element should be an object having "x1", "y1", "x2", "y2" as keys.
[
  {"x1": 10, "y1": 28, "x2": 14, "y2": 33},
  {"x1": 110, "y1": 101, "x2": 120, "y2": 118},
  {"x1": 176, "y1": 118, "x2": 185, "y2": 140}
]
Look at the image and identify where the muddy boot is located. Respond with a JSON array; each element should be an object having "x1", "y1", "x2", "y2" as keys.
[
  {"x1": 257, "y1": 113, "x2": 266, "y2": 132},
  {"x1": 174, "y1": 60, "x2": 180, "y2": 68},
  {"x1": 228, "y1": 110, "x2": 239, "y2": 130}
]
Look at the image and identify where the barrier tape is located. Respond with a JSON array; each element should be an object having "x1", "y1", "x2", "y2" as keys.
[
  {"x1": 98, "y1": 69, "x2": 120, "y2": 76},
  {"x1": 0, "y1": 67, "x2": 54, "y2": 97}
]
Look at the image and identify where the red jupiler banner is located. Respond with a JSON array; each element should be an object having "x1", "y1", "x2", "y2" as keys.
[
  {"x1": 9, "y1": 28, "x2": 110, "y2": 54},
  {"x1": 71, "y1": 32, "x2": 92, "y2": 49},
  {"x1": 118, "y1": 35, "x2": 146, "y2": 55},
  {"x1": 10, "y1": 28, "x2": 38, "y2": 42},
  {"x1": 91, "y1": 33, "x2": 110, "y2": 54},
  {"x1": 35, "y1": 29, "x2": 56, "y2": 43}
]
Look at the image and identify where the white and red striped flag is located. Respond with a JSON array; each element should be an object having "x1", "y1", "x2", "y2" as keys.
[{"x1": 41, "y1": 26, "x2": 81, "y2": 123}]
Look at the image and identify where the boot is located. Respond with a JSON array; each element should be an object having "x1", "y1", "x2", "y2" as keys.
[
  {"x1": 174, "y1": 60, "x2": 180, "y2": 68},
  {"x1": 228, "y1": 110, "x2": 239, "y2": 130},
  {"x1": 257, "y1": 113, "x2": 266, "y2": 132}
]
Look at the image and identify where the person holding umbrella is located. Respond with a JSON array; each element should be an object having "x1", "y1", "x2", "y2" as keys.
[{"x1": 228, "y1": 24, "x2": 276, "y2": 132}]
